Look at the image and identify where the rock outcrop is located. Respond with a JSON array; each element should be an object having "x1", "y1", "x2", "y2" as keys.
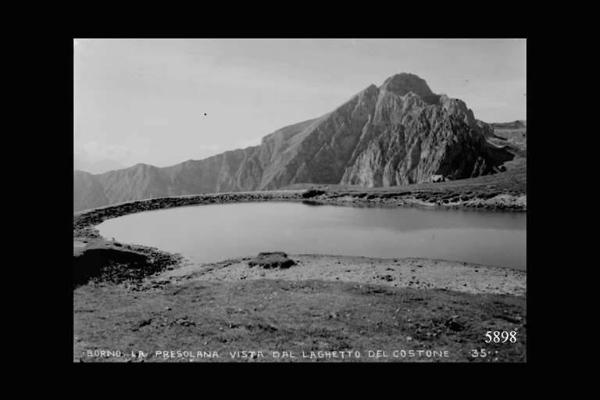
[
  {"x1": 74, "y1": 73, "x2": 515, "y2": 211},
  {"x1": 248, "y1": 252, "x2": 296, "y2": 269},
  {"x1": 338, "y1": 75, "x2": 511, "y2": 187}
]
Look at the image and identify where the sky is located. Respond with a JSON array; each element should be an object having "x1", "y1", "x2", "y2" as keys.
[{"x1": 74, "y1": 38, "x2": 526, "y2": 173}]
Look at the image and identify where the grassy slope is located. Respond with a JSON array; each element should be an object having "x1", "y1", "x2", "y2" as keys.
[
  {"x1": 283, "y1": 162, "x2": 526, "y2": 197},
  {"x1": 492, "y1": 126, "x2": 527, "y2": 151},
  {"x1": 75, "y1": 279, "x2": 525, "y2": 362}
]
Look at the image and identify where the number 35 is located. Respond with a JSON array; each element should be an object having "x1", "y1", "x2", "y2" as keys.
[{"x1": 471, "y1": 349, "x2": 487, "y2": 358}]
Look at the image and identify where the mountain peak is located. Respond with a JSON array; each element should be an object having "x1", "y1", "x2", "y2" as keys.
[
  {"x1": 379, "y1": 73, "x2": 434, "y2": 98},
  {"x1": 75, "y1": 71, "x2": 515, "y2": 212}
]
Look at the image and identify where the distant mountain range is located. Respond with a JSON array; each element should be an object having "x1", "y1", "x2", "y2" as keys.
[
  {"x1": 74, "y1": 156, "x2": 125, "y2": 175},
  {"x1": 74, "y1": 73, "x2": 519, "y2": 212}
]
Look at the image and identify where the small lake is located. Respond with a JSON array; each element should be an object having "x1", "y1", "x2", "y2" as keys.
[{"x1": 97, "y1": 202, "x2": 526, "y2": 270}]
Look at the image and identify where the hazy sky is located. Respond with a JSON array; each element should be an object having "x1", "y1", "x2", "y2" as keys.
[{"x1": 74, "y1": 38, "x2": 526, "y2": 172}]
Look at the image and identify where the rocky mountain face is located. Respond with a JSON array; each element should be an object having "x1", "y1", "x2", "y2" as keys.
[{"x1": 74, "y1": 73, "x2": 515, "y2": 212}]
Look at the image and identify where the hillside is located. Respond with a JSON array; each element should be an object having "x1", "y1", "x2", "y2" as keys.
[{"x1": 74, "y1": 170, "x2": 109, "y2": 212}]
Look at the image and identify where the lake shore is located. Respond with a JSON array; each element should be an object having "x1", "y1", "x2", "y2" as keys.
[
  {"x1": 73, "y1": 185, "x2": 527, "y2": 279},
  {"x1": 73, "y1": 182, "x2": 527, "y2": 363}
]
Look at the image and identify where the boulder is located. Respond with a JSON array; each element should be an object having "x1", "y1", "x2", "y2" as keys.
[
  {"x1": 302, "y1": 189, "x2": 326, "y2": 198},
  {"x1": 248, "y1": 252, "x2": 296, "y2": 269},
  {"x1": 430, "y1": 174, "x2": 446, "y2": 183}
]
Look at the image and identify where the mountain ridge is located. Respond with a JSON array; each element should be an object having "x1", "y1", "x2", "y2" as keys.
[{"x1": 74, "y1": 73, "x2": 519, "y2": 212}]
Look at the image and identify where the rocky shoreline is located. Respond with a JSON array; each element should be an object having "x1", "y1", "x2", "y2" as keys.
[
  {"x1": 75, "y1": 186, "x2": 526, "y2": 234},
  {"x1": 74, "y1": 186, "x2": 526, "y2": 289}
]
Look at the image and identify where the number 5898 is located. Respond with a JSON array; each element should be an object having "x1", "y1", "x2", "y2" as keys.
[{"x1": 485, "y1": 330, "x2": 518, "y2": 343}]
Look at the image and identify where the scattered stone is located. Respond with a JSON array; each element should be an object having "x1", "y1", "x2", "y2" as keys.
[
  {"x1": 445, "y1": 316, "x2": 466, "y2": 331},
  {"x1": 302, "y1": 189, "x2": 326, "y2": 199},
  {"x1": 132, "y1": 318, "x2": 153, "y2": 331},
  {"x1": 494, "y1": 314, "x2": 523, "y2": 324},
  {"x1": 173, "y1": 317, "x2": 195, "y2": 327},
  {"x1": 248, "y1": 252, "x2": 296, "y2": 269}
]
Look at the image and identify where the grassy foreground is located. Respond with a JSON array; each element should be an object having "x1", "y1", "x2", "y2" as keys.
[{"x1": 74, "y1": 277, "x2": 525, "y2": 363}]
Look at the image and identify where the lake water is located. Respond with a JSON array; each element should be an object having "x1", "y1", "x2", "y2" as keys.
[{"x1": 97, "y1": 202, "x2": 526, "y2": 269}]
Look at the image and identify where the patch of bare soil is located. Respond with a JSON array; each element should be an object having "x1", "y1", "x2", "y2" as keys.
[{"x1": 162, "y1": 255, "x2": 525, "y2": 297}]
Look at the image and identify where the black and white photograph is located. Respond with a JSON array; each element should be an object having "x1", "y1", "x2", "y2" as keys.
[{"x1": 73, "y1": 38, "x2": 527, "y2": 363}]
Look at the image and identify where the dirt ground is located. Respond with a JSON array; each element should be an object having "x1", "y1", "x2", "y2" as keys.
[
  {"x1": 74, "y1": 255, "x2": 526, "y2": 363},
  {"x1": 162, "y1": 255, "x2": 525, "y2": 297}
]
